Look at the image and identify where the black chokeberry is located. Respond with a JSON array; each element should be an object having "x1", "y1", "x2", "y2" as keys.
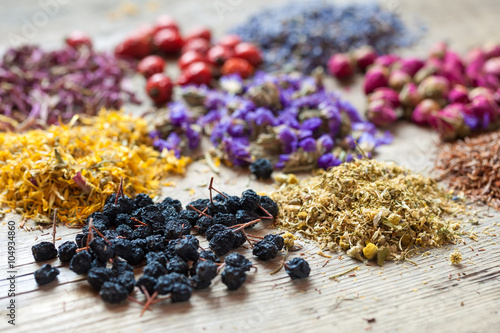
[
  {"x1": 221, "y1": 266, "x2": 246, "y2": 291},
  {"x1": 87, "y1": 267, "x2": 114, "y2": 291},
  {"x1": 209, "y1": 229, "x2": 235, "y2": 257},
  {"x1": 99, "y1": 281, "x2": 128, "y2": 304},
  {"x1": 58, "y1": 241, "x2": 77, "y2": 263},
  {"x1": 285, "y1": 257, "x2": 311, "y2": 279},
  {"x1": 89, "y1": 237, "x2": 114, "y2": 263},
  {"x1": 224, "y1": 253, "x2": 252, "y2": 272},
  {"x1": 250, "y1": 158, "x2": 273, "y2": 180},
  {"x1": 240, "y1": 189, "x2": 260, "y2": 211},
  {"x1": 136, "y1": 275, "x2": 158, "y2": 296},
  {"x1": 69, "y1": 250, "x2": 92, "y2": 274},
  {"x1": 34, "y1": 264, "x2": 60, "y2": 285},
  {"x1": 263, "y1": 234, "x2": 285, "y2": 251},
  {"x1": 175, "y1": 238, "x2": 199, "y2": 262},
  {"x1": 32, "y1": 241, "x2": 58, "y2": 262},
  {"x1": 134, "y1": 193, "x2": 154, "y2": 208},
  {"x1": 252, "y1": 240, "x2": 278, "y2": 260}
]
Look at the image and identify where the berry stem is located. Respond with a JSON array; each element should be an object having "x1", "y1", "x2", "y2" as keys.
[
  {"x1": 188, "y1": 205, "x2": 212, "y2": 218},
  {"x1": 52, "y1": 208, "x2": 58, "y2": 245},
  {"x1": 230, "y1": 218, "x2": 262, "y2": 232},
  {"x1": 114, "y1": 177, "x2": 124, "y2": 205},
  {"x1": 90, "y1": 225, "x2": 111, "y2": 245},
  {"x1": 131, "y1": 217, "x2": 148, "y2": 226}
]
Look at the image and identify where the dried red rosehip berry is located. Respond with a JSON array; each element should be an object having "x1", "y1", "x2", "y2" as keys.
[
  {"x1": 154, "y1": 15, "x2": 179, "y2": 33},
  {"x1": 153, "y1": 28, "x2": 184, "y2": 54},
  {"x1": 65, "y1": 31, "x2": 92, "y2": 49},
  {"x1": 207, "y1": 45, "x2": 233, "y2": 66},
  {"x1": 146, "y1": 73, "x2": 174, "y2": 104},
  {"x1": 178, "y1": 62, "x2": 212, "y2": 86},
  {"x1": 178, "y1": 51, "x2": 207, "y2": 70},
  {"x1": 221, "y1": 58, "x2": 254, "y2": 79},
  {"x1": 137, "y1": 55, "x2": 166, "y2": 78},
  {"x1": 185, "y1": 26, "x2": 211, "y2": 42},
  {"x1": 115, "y1": 34, "x2": 151, "y2": 59},
  {"x1": 234, "y1": 42, "x2": 263, "y2": 67},
  {"x1": 218, "y1": 34, "x2": 242, "y2": 50},
  {"x1": 181, "y1": 38, "x2": 210, "y2": 55}
]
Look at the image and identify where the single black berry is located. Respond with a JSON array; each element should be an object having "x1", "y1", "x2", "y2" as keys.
[
  {"x1": 285, "y1": 257, "x2": 311, "y2": 279},
  {"x1": 34, "y1": 264, "x2": 60, "y2": 285},
  {"x1": 32, "y1": 241, "x2": 58, "y2": 262},
  {"x1": 250, "y1": 158, "x2": 273, "y2": 180}
]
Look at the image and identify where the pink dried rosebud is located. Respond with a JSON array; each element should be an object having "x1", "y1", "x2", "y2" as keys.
[
  {"x1": 465, "y1": 48, "x2": 486, "y2": 84},
  {"x1": 448, "y1": 85, "x2": 470, "y2": 104},
  {"x1": 412, "y1": 99, "x2": 441, "y2": 125},
  {"x1": 73, "y1": 171, "x2": 93, "y2": 194},
  {"x1": 353, "y1": 46, "x2": 377, "y2": 71},
  {"x1": 468, "y1": 87, "x2": 494, "y2": 100},
  {"x1": 476, "y1": 74, "x2": 499, "y2": 90},
  {"x1": 468, "y1": 94, "x2": 498, "y2": 120},
  {"x1": 484, "y1": 42, "x2": 500, "y2": 59},
  {"x1": 388, "y1": 70, "x2": 411, "y2": 91},
  {"x1": 438, "y1": 68, "x2": 466, "y2": 87},
  {"x1": 483, "y1": 57, "x2": 500, "y2": 76},
  {"x1": 369, "y1": 87, "x2": 400, "y2": 108},
  {"x1": 366, "y1": 99, "x2": 398, "y2": 127},
  {"x1": 374, "y1": 54, "x2": 399, "y2": 67},
  {"x1": 429, "y1": 41, "x2": 448, "y2": 60},
  {"x1": 327, "y1": 53, "x2": 354, "y2": 79},
  {"x1": 363, "y1": 66, "x2": 389, "y2": 94},
  {"x1": 414, "y1": 65, "x2": 438, "y2": 84},
  {"x1": 399, "y1": 57, "x2": 424, "y2": 77},
  {"x1": 429, "y1": 103, "x2": 469, "y2": 141},
  {"x1": 443, "y1": 51, "x2": 465, "y2": 72},
  {"x1": 418, "y1": 75, "x2": 450, "y2": 99},
  {"x1": 399, "y1": 82, "x2": 422, "y2": 108}
]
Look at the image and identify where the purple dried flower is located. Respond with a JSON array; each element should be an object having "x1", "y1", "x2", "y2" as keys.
[
  {"x1": 299, "y1": 138, "x2": 317, "y2": 152},
  {"x1": 317, "y1": 134, "x2": 334, "y2": 152},
  {"x1": 301, "y1": 117, "x2": 323, "y2": 132},
  {"x1": 317, "y1": 153, "x2": 342, "y2": 169}
]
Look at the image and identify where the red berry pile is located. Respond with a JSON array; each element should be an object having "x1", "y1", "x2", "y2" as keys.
[{"x1": 114, "y1": 16, "x2": 263, "y2": 105}]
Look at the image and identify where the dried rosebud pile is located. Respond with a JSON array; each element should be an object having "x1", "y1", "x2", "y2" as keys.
[
  {"x1": 31, "y1": 185, "x2": 307, "y2": 309},
  {"x1": 230, "y1": 1, "x2": 420, "y2": 73},
  {"x1": 152, "y1": 71, "x2": 392, "y2": 171},
  {"x1": 0, "y1": 44, "x2": 138, "y2": 131},
  {"x1": 272, "y1": 158, "x2": 463, "y2": 264},
  {"x1": 114, "y1": 16, "x2": 263, "y2": 105},
  {"x1": 329, "y1": 42, "x2": 500, "y2": 140}
]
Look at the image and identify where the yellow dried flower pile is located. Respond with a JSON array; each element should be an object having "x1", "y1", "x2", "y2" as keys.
[
  {"x1": 271, "y1": 159, "x2": 463, "y2": 264},
  {"x1": 0, "y1": 111, "x2": 190, "y2": 226}
]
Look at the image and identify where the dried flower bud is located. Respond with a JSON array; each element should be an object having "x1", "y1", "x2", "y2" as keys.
[
  {"x1": 366, "y1": 99, "x2": 398, "y2": 127},
  {"x1": 369, "y1": 87, "x2": 400, "y2": 108},
  {"x1": 414, "y1": 65, "x2": 438, "y2": 84},
  {"x1": 448, "y1": 85, "x2": 470, "y2": 104},
  {"x1": 388, "y1": 69, "x2": 411, "y2": 91},
  {"x1": 483, "y1": 42, "x2": 500, "y2": 59},
  {"x1": 363, "y1": 66, "x2": 389, "y2": 94},
  {"x1": 418, "y1": 75, "x2": 450, "y2": 99},
  {"x1": 465, "y1": 48, "x2": 486, "y2": 84},
  {"x1": 429, "y1": 103, "x2": 469, "y2": 141},
  {"x1": 374, "y1": 54, "x2": 399, "y2": 68},
  {"x1": 483, "y1": 57, "x2": 500, "y2": 76},
  {"x1": 399, "y1": 82, "x2": 422, "y2": 108},
  {"x1": 327, "y1": 53, "x2": 354, "y2": 79},
  {"x1": 429, "y1": 41, "x2": 448, "y2": 60},
  {"x1": 412, "y1": 99, "x2": 441, "y2": 125},
  {"x1": 468, "y1": 94, "x2": 498, "y2": 121},
  {"x1": 398, "y1": 57, "x2": 424, "y2": 77},
  {"x1": 353, "y1": 46, "x2": 377, "y2": 71},
  {"x1": 468, "y1": 87, "x2": 494, "y2": 100}
]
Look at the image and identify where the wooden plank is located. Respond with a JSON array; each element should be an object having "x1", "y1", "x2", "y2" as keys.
[{"x1": 2, "y1": 0, "x2": 500, "y2": 332}]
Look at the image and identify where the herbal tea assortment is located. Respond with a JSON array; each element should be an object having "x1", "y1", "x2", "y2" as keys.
[{"x1": 0, "y1": 0, "x2": 498, "y2": 315}]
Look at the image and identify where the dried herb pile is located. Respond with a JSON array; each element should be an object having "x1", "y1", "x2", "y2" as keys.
[
  {"x1": 230, "y1": 1, "x2": 421, "y2": 73},
  {"x1": 272, "y1": 159, "x2": 463, "y2": 263},
  {"x1": 436, "y1": 131, "x2": 500, "y2": 209},
  {"x1": 0, "y1": 111, "x2": 190, "y2": 226},
  {"x1": 0, "y1": 45, "x2": 138, "y2": 131},
  {"x1": 152, "y1": 71, "x2": 392, "y2": 171}
]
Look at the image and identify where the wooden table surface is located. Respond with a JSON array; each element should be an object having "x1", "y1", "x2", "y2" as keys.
[{"x1": 1, "y1": 1, "x2": 500, "y2": 332}]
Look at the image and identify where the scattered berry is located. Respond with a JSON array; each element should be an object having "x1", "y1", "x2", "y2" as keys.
[
  {"x1": 34, "y1": 264, "x2": 60, "y2": 285},
  {"x1": 57, "y1": 241, "x2": 77, "y2": 263},
  {"x1": 137, "y1": 55, "x2": 166, "y2": 78},
  {"x1": 99, "y1": 281, "x2": 128, "y2": 304},
  {"x1": 250, "y1": 158, "x2": 274, "y2": 180},
  {"x1": 32, "y1": 241, "x2": 58, "y2": 262},
  {"x1": 252, "y1": 240, "x2": 279, "y2": 260},
  {"x1": 69, "y1": 250, "x2": 92, "y2": 275},
  {"x1": 221, "y1": 266, "x2": 246, "y2": 290},
  {"x1": 285, "y1": 257, "x2": 311, "y2": 279},
  {"x1": 146, "y1": 73, "x2": 174, "y2": 105}
]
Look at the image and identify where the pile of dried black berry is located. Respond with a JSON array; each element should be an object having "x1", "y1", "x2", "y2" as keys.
[{"x1": 31, "y1": 180, "x2": 310, "y2": 312}]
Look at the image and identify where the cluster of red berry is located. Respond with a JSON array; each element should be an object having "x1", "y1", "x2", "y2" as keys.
[{"x1": 113, "y1": 16, "x2": 263, "y2": 105}]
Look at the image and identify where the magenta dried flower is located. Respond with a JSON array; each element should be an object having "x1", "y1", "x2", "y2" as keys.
[
  {"x1": 483, "y1": 42, "x2": 500, "y2": 59},
  {"x1": 398, "y1": 57, "x2": 424, "y2": 77},
  {"x1": 388, "y1": 70, "x2": 412, "y2": 91},
  {"x1": 374, "y1": 54, "x2": 399, "y2": 67},
  {"x1": 327, "y1": 53, "x2": 354, "y2": 79},
  {"x1": 399, "y1": 82, "x2": 422, "y2": 108},
  {"x1": 363, "y1": 66, "x2": 389, "y2": 94},
  {"x1": 369, "y1": 87, "x2": 400, "y2": 108},
  {"x1": 429, "y1": 41, "x2": 448, "y2": 60},
  {"x1": 353, "y1": 46, "x2": 377, "y2": 71},
  {"x1": 429, "y1": 103, "x2": 469, "y2": 141},
  {"x1": 483, "y1": 57, "x2": 500, "y2": 77},
  {"x1": 412, "y1": 99, "x2": 441, "y2": 125},
  {"x1": 366, "y1": 99, "x2": 398, "y2": 127},
  {"x1": 418, "y1": 75, "x2": 450, "y2": 99},
  {"x1": 468, "y1": 94, "x2": 498, "y2": 120},
  {"x1": 448, "y1": 85, "x2": 470, "y2": 104}
]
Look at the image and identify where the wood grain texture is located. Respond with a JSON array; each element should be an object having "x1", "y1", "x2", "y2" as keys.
[{"x1": 1, "y1": 0, "x2": 500, "y2": 332}]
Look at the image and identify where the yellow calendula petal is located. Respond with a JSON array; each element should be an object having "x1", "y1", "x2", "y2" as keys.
[{"x1": 0, "y1": 110, "x2": 190, "y2": 227}]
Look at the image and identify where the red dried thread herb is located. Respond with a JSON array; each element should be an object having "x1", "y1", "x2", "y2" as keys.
[{"x1": 436, "y1": 131, "x2": 500, "y2": 208}]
